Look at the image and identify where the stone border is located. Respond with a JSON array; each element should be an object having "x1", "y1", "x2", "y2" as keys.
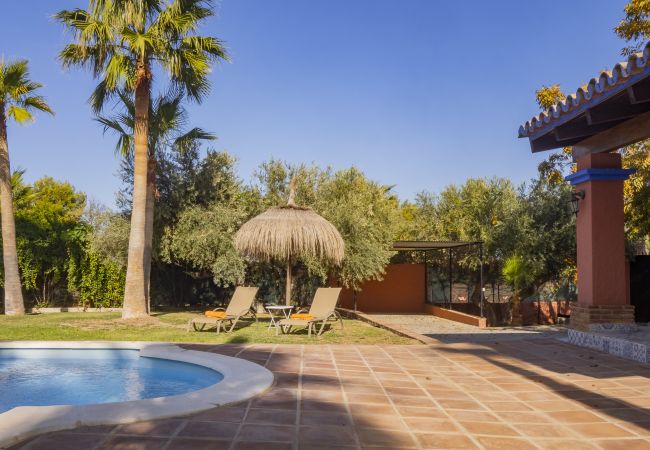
[
  {"x1": 0, "y1": 341, "x2": 274, "y2": 449},
  {"x1": 566, "y1": 328, "x2": 648, "y2": 364},
  {"x1": 337, "y1": 308, "x2": 436, "y2": 344},
  {"x1": 30, "y1": 307, "x2": 123, "y2": 314},
  {"x1": 423, "y1": 305, "x2": 487, "y2": 328}
]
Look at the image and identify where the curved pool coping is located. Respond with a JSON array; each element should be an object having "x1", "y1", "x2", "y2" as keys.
[{"x1": 0, "y1": 341, "x2": 274, "y2": 449}]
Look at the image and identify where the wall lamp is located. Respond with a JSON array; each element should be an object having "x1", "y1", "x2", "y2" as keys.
[{"x1": 569, "y1": 190, "x2": 585, "y2": 215}]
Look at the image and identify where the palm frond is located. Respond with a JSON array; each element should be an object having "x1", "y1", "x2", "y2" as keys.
[
  {"x1": 95, "y1": 115, "x2": 132, "y2": 157},
  {"x1": 0, "y1": 59, "x2": 52, "y2": 124},
  {"x1": 6, "y1": 105, "x2": 34, "y2": 124},
  {"x1": 89, "y1": 79, "x2": 115, "y2": 113},
  {"x1": 22, "y1": 96, "x2": 54, "y2": 115},
  {"x1": 175, "y1": 127, "x2": 216, "y2": 146}
]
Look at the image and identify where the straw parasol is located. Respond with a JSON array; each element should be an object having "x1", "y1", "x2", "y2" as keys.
[{"x1": 234, "y1": 187, "x2": 344, "y2": 305}]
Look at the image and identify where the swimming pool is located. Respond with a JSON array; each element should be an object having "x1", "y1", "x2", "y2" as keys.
[
  {"x1": 0, "y1": 342, "x2": 274, "y2": 448},
  {"x1": 0, "y1": 348, "x2": 224, "y2": 414}
]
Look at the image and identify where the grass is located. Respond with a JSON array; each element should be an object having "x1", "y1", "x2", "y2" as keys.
[{"x1": 0, "y1": 312, "x2": 416, "y2": 345}]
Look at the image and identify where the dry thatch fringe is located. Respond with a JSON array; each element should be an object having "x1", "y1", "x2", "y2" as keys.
[{"x1": 234, "y1": 204, "x2": 345, "y2": 265}]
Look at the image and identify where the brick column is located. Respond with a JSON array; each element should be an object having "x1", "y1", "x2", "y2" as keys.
[{"x1": 565, "y1": 153, "x2": 635, "y2": 330}]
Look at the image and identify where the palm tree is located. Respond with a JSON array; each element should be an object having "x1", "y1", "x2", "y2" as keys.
[
  {"x1": 0, "y1": 59, "x2": 53, "y2": 315},
  {"x1": 96, "y1": 90, "x2": 215, "y2": 313},
  {"x1": 56, "y1": 0, "x2": 228, "y2": 318}
]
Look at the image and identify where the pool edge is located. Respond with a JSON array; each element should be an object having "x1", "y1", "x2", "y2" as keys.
[{"x1": 0, "y1": 341, "x2": 274, "y2": 449}]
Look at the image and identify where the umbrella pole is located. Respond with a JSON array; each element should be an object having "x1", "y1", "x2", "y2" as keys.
[{"x1": 285, "y1": 261, "x2": 292, "y2": 306}]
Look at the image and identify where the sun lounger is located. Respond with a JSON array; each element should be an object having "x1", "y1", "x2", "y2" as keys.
[
  {"x1": 187, "y1": 286, "x2": 258, "y2": 333},
  {"x1": 275, "y1": 287, "x2": 343, "y2": 337}
]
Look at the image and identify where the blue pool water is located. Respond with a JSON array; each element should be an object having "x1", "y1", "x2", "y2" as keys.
[{"x1": 0, "y1": 349, "x2": 223, "y2": 414}]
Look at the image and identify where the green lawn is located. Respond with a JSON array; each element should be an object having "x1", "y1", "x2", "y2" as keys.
[{"x1": 0, "y1": 312, "x2": 416, "y2": 345}]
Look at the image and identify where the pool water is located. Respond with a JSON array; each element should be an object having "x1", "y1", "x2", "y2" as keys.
[{"x1": 0, "y1": 349, "x2": 223, "y2": 414}]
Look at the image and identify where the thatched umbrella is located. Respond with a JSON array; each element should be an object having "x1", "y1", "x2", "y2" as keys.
[{"x1": 234, "y1": 189, "x2": 344, "y2": 305}]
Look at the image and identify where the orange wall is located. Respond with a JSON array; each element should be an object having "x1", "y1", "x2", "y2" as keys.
[{"x1": 338, "y1": 263, "x2": 425, "y2": 313}]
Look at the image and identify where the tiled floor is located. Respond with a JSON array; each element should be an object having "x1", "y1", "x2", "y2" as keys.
[{"x1": 11, "y1": 339, "x2": 650, "y2": 449}]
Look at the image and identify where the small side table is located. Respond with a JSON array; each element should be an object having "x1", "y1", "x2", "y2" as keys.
[{"x1": 265, "y1": 305, "x2": 294, "y2": 330}]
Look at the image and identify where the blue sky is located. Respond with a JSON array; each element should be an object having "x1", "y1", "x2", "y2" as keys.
[{"x1": 0, "y1": 0, "x2": 630, "y2": 208}]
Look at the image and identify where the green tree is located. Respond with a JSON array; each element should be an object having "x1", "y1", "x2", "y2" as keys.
[
  {"x1": 502, "y1": 255, "x2": 537, "y2": 324},
  {"x1": 515, "y1": 176, "x2": 576, "y2": 292},
  {"x1": 409, "y1": 178, "x2": 521, "y2": 283},
  {"x1": 19, "y1": 178, "x2": 86, "y2": 305},
  {"x1": 0, "y1": 60, "x2": 53, "y2": 315},
  {"x1": 161, "y1": 151, "x2": 250, "y2": 288},
  {"x1": 622, "y1": 142, "x2": 650, "y2": 245},
  {"x1": 534, "y1": 85, "x2": 574, "y2": 185},
  {"x1": 314, "y1": 168, "x2": 401, "y2": 291},
  {"x1": 57, "y1": 0, "x2": 228, "y2": 318},
  {"x1": 615, "y1": 0, "x2": 650, "y2": 55}
]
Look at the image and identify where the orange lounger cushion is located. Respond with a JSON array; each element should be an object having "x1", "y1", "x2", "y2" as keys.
[
  {"x1": 290, "y1": 313, "x2": 314, "y2": 320},
  {"x1": 205, "y1": 310, "x2": 226, "y2": 318}
]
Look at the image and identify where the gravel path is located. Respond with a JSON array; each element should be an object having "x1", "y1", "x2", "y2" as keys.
[{"x1": 367, "y1": 314, "x2": 567, "y2": 343}]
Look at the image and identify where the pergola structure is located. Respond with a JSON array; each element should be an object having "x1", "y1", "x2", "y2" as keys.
[
  {"x1": 393, "y1": 240, "x2": 484, "y2": 317},
  {"x1": 518, "y1": 43, "x2": 650, "y2": 329}
]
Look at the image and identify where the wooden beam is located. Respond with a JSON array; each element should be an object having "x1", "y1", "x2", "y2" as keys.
[
  {"x1": 554, "y1": 117, "x2": 624, "y2": 141},
  {"x1": 629, "y1": 83, "x2": 650, "y2": 104},
  {"x1": 585, "y1": 102, "x2": 650, "y2": 125},
  {"x1": 572, "y1": 110, "x2": 650, "y2": 158}
]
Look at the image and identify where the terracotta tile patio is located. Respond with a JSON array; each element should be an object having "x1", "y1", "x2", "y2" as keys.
[{"x1": 11, "y1": 339, "x2": 650, "y2": 449}]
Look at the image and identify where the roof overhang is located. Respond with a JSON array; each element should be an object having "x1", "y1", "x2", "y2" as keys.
[
  {"x1": 393, "y1": 240, "x2": 482, "y2": 251},
  {"x1": 519, "y1": 42, "x2": 650, "y2": 156}
]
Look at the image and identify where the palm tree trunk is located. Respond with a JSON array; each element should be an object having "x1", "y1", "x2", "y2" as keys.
[
  {"x1": 122, "y1": 62, "x2": 151, "y2": 319},
  {"x1": 0, "y1": 108, "x2": 25, "y2": 315},
  {"x1": 143, "y1": 156, "x2": 155, "y2": 314}
]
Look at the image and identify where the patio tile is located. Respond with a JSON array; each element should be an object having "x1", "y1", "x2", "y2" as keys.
[
  {"x1": 298, "y1": 425, "x2": 358, "y2": 447},
  {"x1": 458, "y1": 421, "x2": 520, "y2": 436},
  {"x1": 481, "y1": 401, "x2": 532, "y2": 412},
  {"x1": 475, "y1": 436, "x2": 537, "y2": 450},
  {"x1": 349, "y1": 403, "x2": 394, "y2": 415},
  {"x1": 167, "y1": 438, "x2": 232, "y2": 450},
  {"x1": 495, "y1": 411, "x2": 552, "y2": 423},
  {"x1": 390, "y1": 395, "x2": 436, "y2": 407},
  {"x1": 615, "y1": 420, "x2": 650, "y2": 435},
  {"x1": 345, "y1": 392, "x2": 391, "y2": 404},
  {"x1": 550, "y1": 410, "x2": 606, "y2": 423},
  {"x1": 356, "y1": 428, "x2": 417, "y2": 448},
  {"x1": 245, "y1": 408, "x2": 296, "y2": 425},
  {"x1": 114, "y1": 419, "x2": 185, "y2": 436},
  {"x1": 237, "y1": 424, "x2": 295, "y2": 443},
  {"x1": 176, "y1": 421, "x2": 238, "y2": 439},
  {"x1": 535, "y1": 440, "x2": 600, "y2": 450},
  {"x1": 98, "y1": 436, "x2": 168, "y2": 450},
  {"x1": 233, "y1": 443, "x2": 294, "y2": 450},
  {"x1": 510, "y1": 423, "x2": 576, "y2": 438},
  {"x1": 415, "y1": 433, "x2": 479, "y2": 449},
  {"x1": 191, "y1": 407, "x2": 247, "y2": 422},
  {"x1": 65, "y1": 425, "x2": 117, "y2": 434},
  {"x1": 436, "y1": 399, "x2": 486, "y2": 411},
  {"x1": 595, "y1": 439, "x2": 650, "y2": 450},
  {"x1": 300, "y1": 411, "x2": 353, "y2": 427},
  {"x1": 396, "y1": 405, "x2": 447, "y2": 419},
  {"x1": 19, "y1": 433, "x2": 106, "y2": 450},
  {"x1": 571, "y1": 422, "x2": 636, "y2": 438},
  {"x1": 352, "y1": 413, "x2": 408, "y2": 430},
  {"x1": 402, "y1": 417, "x2": 460, "y2": 433}
]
